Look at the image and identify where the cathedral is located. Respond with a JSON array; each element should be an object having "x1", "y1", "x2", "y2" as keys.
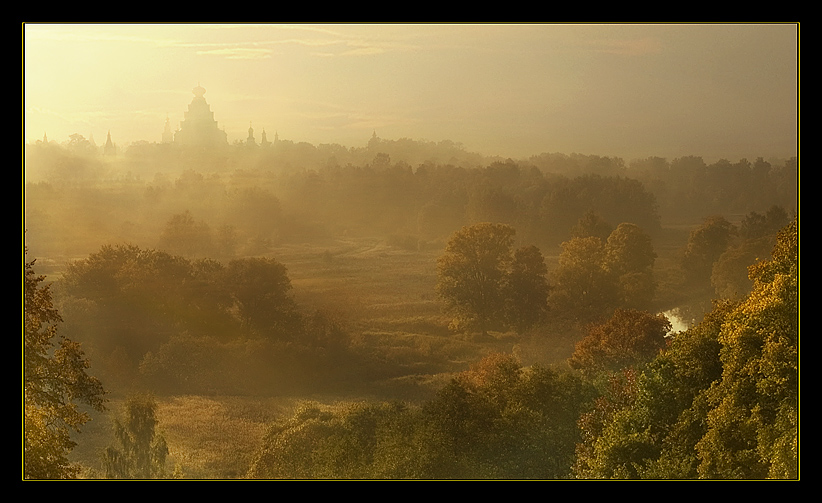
[{"x1": 168, "y1": 84, "x2": 229, "y2": 149}]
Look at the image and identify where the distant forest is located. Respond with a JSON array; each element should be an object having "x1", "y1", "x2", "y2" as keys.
[
  {"x1": 24, "y1": 133, "x2": 798, "y2": 479},
  {"x1": 25, "y1": 133, "x2": 796, "y2": 257}
]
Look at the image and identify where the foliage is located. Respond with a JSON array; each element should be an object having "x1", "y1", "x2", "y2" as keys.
[
  {"x1": 57, "y1": 244, "x2": 353, "y2": 396},
  {"x1": 59, "y1": 244, "x2": 235, "y2": 360},
  {"x1": 681, "y1": 215, "x2": 737, "y2": 286},
  {"x1": 568, "y1": 309, "x2": 671, "y2": 375},
  {"x1": 570, "y1": 217, "x2": 798, "y2": 479},
  {"x1": 711, "y1": 205, "x2": 791, "y2": 300},
  {"x1": 549, "y1": 236, "x2": 618, "y2": 322},
  {"x1": 224, "y1": 257, "x2": 299, "y2": 336},
  {"x1": 158, "y1": 210, "x2": 214, "y2": 258},
  {"x1": 505, "y1": 245, "x2": 551, "y2": 333},
  {"x1": 539, "y1": 173, "x2": 660, "y2": 245},
  {"x1": 246, "y1": 353, "x2": 593, "y2": 479},
  {"x1": 549, "y1": 222, "x2": 658, "y2": 324},
  {"x1": 421, "y1": 353, "x2": 593, "y2": 479},
  {"x1": 603, "y1": 223, "x2": 657, "y2": 309},
  {"x1": 695, "y1": 217, "x2": 798, "y2": 479},
  {"x1": 572, "y1": 368, "x2": 641, "y2": 478},
  {"x1": 436, "y1": 223, "x2": 550, "y2": 335},
  {"x1": 24, "y1": 252, "x2": 106, "y2": 479},
  {"x1": 435, "y1": 223, "x2": 515, "y2": 334},
  {"x1": 571, "y1": 210, "x2": 613, "y2": 241},
  {"x1": 571, "y1": 303, "x2": 730, "y2": 479},
  {"x1": 103, "y1": 394, "x2": 170, "y2": 479}
]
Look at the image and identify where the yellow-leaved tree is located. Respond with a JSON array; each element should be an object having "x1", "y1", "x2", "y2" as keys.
[{"x1": 24, "y1": 250, "x2": 106, "y2": 479}]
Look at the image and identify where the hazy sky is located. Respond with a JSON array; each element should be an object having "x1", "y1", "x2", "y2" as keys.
[{"x1": 23, "y1": 23, "x2": 798, "y2": 162}]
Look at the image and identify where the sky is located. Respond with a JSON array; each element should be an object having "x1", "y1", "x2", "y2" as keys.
[{"x1": 23, "y1": 23, "x2": 799, "y2": 162}]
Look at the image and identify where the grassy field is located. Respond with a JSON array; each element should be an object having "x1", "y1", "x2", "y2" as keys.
[
  {"x1": 65, "y1": 235, "x2": 530, "y2": 478},
  {"x1": 63, "y1": 226, "x2": 694, "y2": 479}
]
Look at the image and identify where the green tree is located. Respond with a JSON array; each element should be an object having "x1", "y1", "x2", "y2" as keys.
[
  {"x1": 604, "y1": 223, "x2": 657, "y2": 309},
  {"x1": 569, "y1": 217, "x2": 798, "y2": 479},
  {"x1": 695, "y1": 217, "x2": 798, "y2": 479},
  {"x1": 549, "y1": 236, "x2": 620, "y2": 323},
  {"x1": 436, "y1": 223, "x2": 517, "y2": 335},
  {"x1": 24, "y1": 252, "x2": 106, "y2": 479},
  {"x1": 681, "y1": 215, "x2": 736, "y2": 285},
  {"x1": 423, "y1": 353, "x2": 592, "y2": 479},
  {"x1": 570, "y1": 304, "x2": 729, "y2": 479},
  {"x1": 103, "y1": 394, "x2": 170, "y2": 479}
]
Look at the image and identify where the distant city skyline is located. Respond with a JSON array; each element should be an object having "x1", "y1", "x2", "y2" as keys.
[{"x1": 24, "y1": 23, "x2": 798, "y2": 162}]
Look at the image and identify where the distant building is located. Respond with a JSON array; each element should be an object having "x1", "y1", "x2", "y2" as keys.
[
  {"x1": 173, "y1": 84, "x2": 228, "y2": 150},
  {"x1": 162, "y1": 116, "x2": 174, "y2": 144},
  {"x1": 104, "y1": 130, "x2": 116, "y2": 156},
  {"x1": 247, "y1": 122, "x2": 256, "y2": 147}
]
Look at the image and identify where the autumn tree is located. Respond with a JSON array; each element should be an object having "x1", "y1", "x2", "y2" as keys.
[
  {"x1": 550, "y1": 222, "x2": 658, "y2": 323},
  {"x1": 695, "y1": 217, "x2": 798, "y2": 479},
  {"x1": 569, "y1": 217, "x2": 798, "y2": 479},
  {"x1": 568, "y1": 309, "x2": 671, "y2": 375},
  {"x1": 24, "y1": 251, "x2": 106, "y2": 479}
]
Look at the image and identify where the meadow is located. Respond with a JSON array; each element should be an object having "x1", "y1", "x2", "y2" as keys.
[{"x1": 62, "y1": 233, "x2": 590, "y2": 479}]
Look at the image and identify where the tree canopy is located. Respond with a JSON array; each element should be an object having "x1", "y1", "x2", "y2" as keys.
[
  {"x1": 24, "y1": 251, "x2": 106, "y2": 479},
  {"x1": 436, "y1": 223, "x2": 549, "y2": 336}
]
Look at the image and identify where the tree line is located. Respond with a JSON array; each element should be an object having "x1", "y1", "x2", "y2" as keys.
[
  {"x1": 245, "y1": 217, "x2": 797, "y2": 479},
  {"x1": 24, "y1": 212, "x2": 797, "y2": 478},
  {"x1": 25, "y1": 134, "x2": 797, "y2": 263}
]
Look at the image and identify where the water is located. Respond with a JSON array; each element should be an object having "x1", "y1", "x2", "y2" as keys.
[{"x1": 661, "y1": 309, "x2": 689, "y2": 336}]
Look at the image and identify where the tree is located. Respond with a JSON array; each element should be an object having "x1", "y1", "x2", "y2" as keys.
[
  {"x1": 571, "y1": 210, "x2": 613, "y2": 242},
  {"x1": 695, "y1": 217, "x2": 798, "y2": 479},
  {"x1": 568, "y1": 217, "x2": 798, "y2": 479},
  {"x1": 604, "y1": 223, "x2": 657, "y2": 309},
  {"x1": 681, "y1": 215, "x2": 736, "y2": 285},
  {"x1": 436, "y1": 223, "x2": 516, "y2": 335},
  {"x1": 158, "y1": 210, "x2": 213, "y2": 258},
  {"x1": 103, "y1": 394, "x2": 170, "y2": 479},
  {"x1": 549, "y1": 236, "x2": 620, "y2": 323},
  {"x1": 24, "y1": 251, "x2": 106, "y2": 479},
  {"x1": 225, "y1": 257, "x2": 299, "y2": 336},
  {"x1": 568, "y1": 309, "x2": 671, "y2": 375},
  {"x1": 505, "y1": 245, "x2": 550, "y2": 333}
]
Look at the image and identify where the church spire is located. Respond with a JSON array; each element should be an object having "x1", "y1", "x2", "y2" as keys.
[
  {"x1": 247, "y1": 121, "x2": 256, "y2": 147},
  {"x1": 104, "y1": 130, "x2": 116, "y2": 156}
]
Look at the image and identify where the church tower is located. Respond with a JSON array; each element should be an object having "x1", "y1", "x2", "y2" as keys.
[
  {"x1": 247, "y1": 122, "x2": 256, "y2": 147},
  {"x1": 173, "y1": 84, "x2": 228, "y2": 150},
  {"x1": 104, "y1": 130, "x2": 116, "y2": 156},
  {"x1": 162, "y1": 115, "x2": 174, "y2": 143}
]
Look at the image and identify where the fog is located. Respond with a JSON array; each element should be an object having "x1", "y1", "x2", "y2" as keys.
[
  {"x1": 24, "y1": 23, "x2": 797, "y2": 162},
  {"x1": 22, "y1": 23, "x2": 799, "y2": 480}
]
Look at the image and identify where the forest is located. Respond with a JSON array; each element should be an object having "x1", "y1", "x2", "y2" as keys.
[{"x1": 23, "y1": 133, "x2": 798, "y2": 479}]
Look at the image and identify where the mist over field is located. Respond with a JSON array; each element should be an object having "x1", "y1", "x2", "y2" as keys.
[{"x1": 23, "y1": 23, "x2": 799, "y2": 480}]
